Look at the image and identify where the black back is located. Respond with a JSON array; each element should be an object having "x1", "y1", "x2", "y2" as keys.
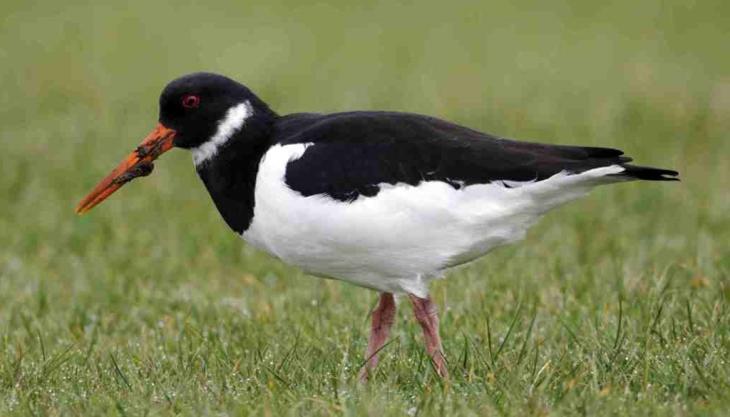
[{"x1": 276, "y1": 111, "x2": 676, "y2": 202}]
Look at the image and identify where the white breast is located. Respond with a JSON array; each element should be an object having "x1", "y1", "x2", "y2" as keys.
[{"x1": 243, "y1": 143, "x2": 624, "y2": 297}]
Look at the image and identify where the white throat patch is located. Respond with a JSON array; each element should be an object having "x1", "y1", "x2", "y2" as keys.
[{"x1": 192, "y1": 101, "x2": 253, "y2": 166}]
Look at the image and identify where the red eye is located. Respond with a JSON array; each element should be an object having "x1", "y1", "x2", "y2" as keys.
[{"x1": 182, "y1": 94, "x2": 200, "y2": 109}]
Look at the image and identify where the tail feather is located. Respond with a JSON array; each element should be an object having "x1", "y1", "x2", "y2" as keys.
[
  {"x1": 544, "y1": 144, "x2": 680, "y2": 182},
  {"x1": 613, "y1": 164, "x2": 680, "y2": 181},
  {"x1": 497, "y1": 140, "x2": 679, "y2": 182}
]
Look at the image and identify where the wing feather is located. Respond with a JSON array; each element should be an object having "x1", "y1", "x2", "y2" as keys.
[{"x1": 274, "y1": 111, "x2": 676, "y2": 201}]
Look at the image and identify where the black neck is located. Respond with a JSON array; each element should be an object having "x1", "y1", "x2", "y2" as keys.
[{"x1": 195, "y1": 112, "x2": 276, "y2": 234}]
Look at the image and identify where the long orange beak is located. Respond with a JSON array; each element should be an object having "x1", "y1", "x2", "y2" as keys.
[{"x1": 75, "y1": 123, "x2": 176, "y2": 214}]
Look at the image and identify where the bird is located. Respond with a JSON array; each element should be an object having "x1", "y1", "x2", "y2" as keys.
[{"x1": 76, "y1": 72, "x2": 678, "y2": 379}]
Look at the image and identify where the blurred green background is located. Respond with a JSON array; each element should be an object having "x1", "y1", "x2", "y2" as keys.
[{"x1": 0, "y1": 0, "x2": 728, "y2": 416}]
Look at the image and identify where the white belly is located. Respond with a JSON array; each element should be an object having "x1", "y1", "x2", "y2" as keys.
[{"x1": 243, "y1": 143, "x2": 623, "y2": 296}]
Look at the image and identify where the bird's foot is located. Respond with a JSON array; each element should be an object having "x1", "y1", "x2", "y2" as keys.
[
  {"x1": 358, "y1": 292, "x2": 396, "y2": 382},
  {"x1": 409, "y1": 293, "x2": 449, "y2": 379}
]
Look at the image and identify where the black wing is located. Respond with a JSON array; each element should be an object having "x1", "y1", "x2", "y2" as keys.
[{"x1": 274, "y1": 111, "x2": 678, "y2": 202}]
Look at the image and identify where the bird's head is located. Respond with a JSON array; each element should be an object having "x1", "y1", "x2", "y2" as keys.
[{"x1": 75, "y1": 72, "x2": 274, "y2": 214}]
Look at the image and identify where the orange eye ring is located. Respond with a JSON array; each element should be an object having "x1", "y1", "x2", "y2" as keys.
[{"x1": 182, "y1": 95, "x2": 200, "y2": 109}]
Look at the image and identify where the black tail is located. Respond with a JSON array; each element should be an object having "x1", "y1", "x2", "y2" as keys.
[
  {"x1": 544, "y1": 144, "x2": 680, "y2": 181},
  {"x1": 614, "y1": 164, "x2": 680, "y2": 181},
  {"x1": 493, "y1": 139, "x2": 679, "y2": 182},
  {"x1": 542, "y1": 144, "x2": 680, "y2": 181}
]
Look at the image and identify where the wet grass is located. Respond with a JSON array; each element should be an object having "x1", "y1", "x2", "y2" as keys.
[{"x1": 0, "y1": 0, "x2": 728, "y2": 415}]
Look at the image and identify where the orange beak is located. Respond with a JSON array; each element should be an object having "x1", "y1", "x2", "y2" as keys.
[{"x1": 75, "y1": 123, "x2": 176, "y2": 214}]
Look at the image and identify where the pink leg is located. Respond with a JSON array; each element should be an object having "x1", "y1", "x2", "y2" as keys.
[
  {"x1": 359, "y1": 293, "x2": 396, "y2": 381},
  {"x1": 408, "y1": 294, "x2": 448, "y2": 378}
]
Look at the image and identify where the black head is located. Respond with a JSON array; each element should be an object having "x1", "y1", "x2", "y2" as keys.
[
  {"x1": 75, "y1": 73, "x2": 277, "y2": 214},
  {"x1": 158, "y1": 72, "x2": 276, "y2": 149}
]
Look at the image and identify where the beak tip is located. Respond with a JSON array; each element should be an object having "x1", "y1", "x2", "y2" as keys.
[{"x1": 75, "y1": 123, "x2": 175, "y2": 215}]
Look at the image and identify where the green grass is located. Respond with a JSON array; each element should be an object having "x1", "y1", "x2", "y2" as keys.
[{"x1": 1, "y1": 0, "x2": 728, "y2": 415}]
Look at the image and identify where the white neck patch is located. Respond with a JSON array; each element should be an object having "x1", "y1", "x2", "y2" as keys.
[{"x1": 192, "y1": 100, "x2": 253, "y2": 166}]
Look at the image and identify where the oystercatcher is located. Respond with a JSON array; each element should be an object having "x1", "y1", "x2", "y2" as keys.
[{"x1": 76, "y1": 72, "x2": 678, "y2": 379}]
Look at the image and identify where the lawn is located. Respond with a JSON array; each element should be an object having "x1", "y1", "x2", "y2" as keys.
[{"x1": 0, "y1": 0, "x2": 728, "y2": 415}]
